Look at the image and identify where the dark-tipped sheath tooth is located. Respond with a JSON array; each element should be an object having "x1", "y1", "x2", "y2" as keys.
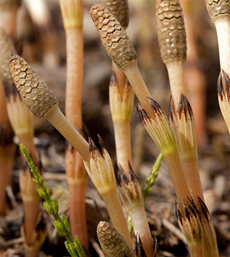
[
  {"x1": 136, "y1": 104, "x2": 150, "y2": 125},
  {"x1": 217, "y1": 69, "x2": 230, "y2": 100},
  {"x1": 118, "y1": 165, "x2": 129, "y2": 184},
  {"x1": 175, "y1": 201, "x2": 183, "y2": 224},
  {"x1": 98, "y1": 134, "x2": 105, "y2": 150},
  {"x1": 88, "y1": 137, "x2": 99, "y2": 157},
  {"x1": 198, "y1": 196, "x2": 210, "y2": 222},
  {"x1": 135, "y1": 235, "x2": 147, "y2": 257},
  {"x1": 177, "y1": 94, "x2": 193, "y2": 120},
  {"x1": 115, "y1": 166, "x2": 122, "y2": 185},
  {"x1": 168, "y1": 96, "x2": 174, "y2": 121},
  {"x1": 147, "y1": 97, "x2": 165, "y2": 117},
  {"x1": 109, "y1": 71, "x2": 117, "y2": 86}
]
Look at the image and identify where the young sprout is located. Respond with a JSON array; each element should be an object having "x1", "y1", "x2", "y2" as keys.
[
  {"x1": 59, "y1": 0, "x2": 88, "y2": 248},
  {"x1": 156, "y1": 0, "x2": 187, "y2": 108},
  {"x1": 206, "y1": 0, "x2": 230, "y2": 76},
  {"x1": 110, "y1": 73, "x2": 134, "y2": 172},
  {"x1": 83, "y1": 137, "x2": 133, "y2": 252},
  {"x1": 20, "y1": 144, "x2": 84, "y2": 257},
  {"x1": 116, "y1": 165, "x2": 156, "y2": 257},
  {"x1": 90, "y1": 4, "x2": 153, "y2": 115},
  {"x1": 97, "y1": 221, "x2": 134, "y2": 257},
  {"x1": 9, "y1": 54, "x2": 90, "y2": 162},
  {"x1": 156, "y1": 0, "x2": 204, "y2": 207}
]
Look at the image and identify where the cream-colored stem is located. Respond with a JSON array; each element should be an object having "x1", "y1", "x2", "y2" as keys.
[
  {"x1": 113, "y1": 120, "x2": 132, "y2": 173},
  {"x1": 112, "y1": 62, "x2": 127, "y2": 95},
  {"x1": 215, "y1": 16, "x2": 230, "y2": 76},
  {"x1": 65, "y1": 27, "x2": 83, "y2": 127},
  {"x1": 44, "y1": 104, "x2": 90, "y2": 162},
  {"x1": 102, "y1": 188, "x2": 133, "y2": 253},
  {"x1": 129, "y1": 206, "x2": 155, "y2": 257},
  {"x1": 166, "y1": 60, "x2": 186, "y2": 108},
  {"x1": 122, "y1": 60, "x2": 152, "y2": 115},
  {"x1": 164, "y1": 152, "x2": 190, "y2": 212}
]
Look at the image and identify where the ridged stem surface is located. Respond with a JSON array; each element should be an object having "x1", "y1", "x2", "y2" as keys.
[
  {"x1": 112, "y1": 62, "x2": 127, "y2": 96},
  {"x1": 44, "y1": 105, "x2": 90, "y2": 162},
  {"x1": 215, "y1": 16, "x2": 230, "y2": 77},
  {"x1": 65, "y1": 28, "x2": 83, "y2": 127},
  {"x1": 22, "y1": 196, "x2": 40, "y2": 245},
  {"x1": 129, "y1": 206, "x2": 155, "y2": 257},
  {"x1": 113, "y1": 121, "x2": 132, "y2": 172},
  {"x1": 102, "y1": 188, "x2": 133, "y2": 253},
  {"x1": 164, "y1": 152, "x2": 190, "y2": 212},
  {"x1": 69, "y1": 182, "x2": 88, "y2": 248},
  {"x1": 166, "y1": 60, "x2": 186, "y2": 107},
  {"x1": 122, "y1": 60, "x2": 152, "y2": 114}
]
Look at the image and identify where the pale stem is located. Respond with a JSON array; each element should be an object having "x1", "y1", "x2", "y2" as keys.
[
  {"x1": 65, "y1": 27, "x2": 83, "y2": 127},
  {"x1": 102, "y1": 188, "x2": 134, "y2": 253},
  {"x1": 180, "y1": 160, "x2": 204, "y2": 206},
  {"x1": 23, "y1": 197, "x2": 40, "y2": 245},
  {"x1": 113, "y1": 120, "x2": 132, "y2": 172},
  {"x1": 166, "y1": 60, "x2": 186, "y2": 108},
  {"x1": 112, "y1": 62, "x2": 127, "y2": 96},
  {"x1": 129, "y1": 206, "x2": 155, "y2": 257},
  {"x1": 44, "y1": 105, "x2": 90, "y2": 162},
  {"x1": 69, "y1": 183, "x2": 88, "y2": 249},
  {"x1": 164, "y1": 151, "x2": 190, "y2": 212},
  {"x1": 122, "y1": 60, "x2": 152, "y2": 115},
  {"x1": 215, "y1": 16, "x2": 230, "y2": 77}
]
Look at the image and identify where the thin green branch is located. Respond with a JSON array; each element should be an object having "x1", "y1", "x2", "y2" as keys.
[
  {"x1": 20, "y1": 144, "x2": 84, "y2": 257},
  {"x1": 142, "y1": 153, "x2": 163, "y2": 199}
]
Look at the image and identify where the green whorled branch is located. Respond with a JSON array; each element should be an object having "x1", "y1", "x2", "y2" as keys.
[
  {"x1": 20, "y1": 144, "x2": 84, "y2": 257},
  {"x1": 142, "y1": 153, "x2": 163, "y2": 199}
]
